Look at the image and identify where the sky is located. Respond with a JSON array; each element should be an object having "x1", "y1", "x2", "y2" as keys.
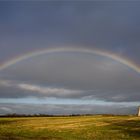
[{"x1": 0, "y1": 1, "x2": 140, "y2": 115}]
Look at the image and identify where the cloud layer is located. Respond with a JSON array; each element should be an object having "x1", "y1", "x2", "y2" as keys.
[
  {"x1": 0, "y1": 53, "x2": 140, "y2": 103},
  {"x1": 0, "y1": 103, "x2": 138, "y2": 115}
]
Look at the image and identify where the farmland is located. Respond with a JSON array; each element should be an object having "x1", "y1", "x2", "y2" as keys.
[{"x1": 0, "y1": 115, "x2": 140, "y2": 140}]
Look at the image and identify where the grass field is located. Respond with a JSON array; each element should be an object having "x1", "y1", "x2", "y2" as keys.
[{"x1": 0, "y1": 115, "x2": 140, "y2": 140}]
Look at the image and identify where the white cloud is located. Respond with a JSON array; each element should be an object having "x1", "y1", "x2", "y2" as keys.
[
  {"x1": 0, "y1": 80, "x2": 83, "y2": 97},
  {"x1": 17, "y1": 83, "x2": 82, "y2": 96},
  {"x1": 0, "y1": 107, "x2": 12, "y2": 113}
]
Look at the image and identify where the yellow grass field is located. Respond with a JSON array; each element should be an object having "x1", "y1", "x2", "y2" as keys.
[{"x1": 0, "y1": 115, "x2": 140, "y2": 140}]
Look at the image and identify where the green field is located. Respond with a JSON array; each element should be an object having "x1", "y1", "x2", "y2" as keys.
[{"x1": 0, "y1": 115, "x2": 140, "y2": 140}]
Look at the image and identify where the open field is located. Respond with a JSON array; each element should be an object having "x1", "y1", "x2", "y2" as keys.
[{"x1": 0, "y1": 115, "x2": 140, "y2": 140}]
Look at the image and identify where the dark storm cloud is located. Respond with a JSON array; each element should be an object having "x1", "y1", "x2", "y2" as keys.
[
  {"x1": 0, "y1": 103, "x2": 137, "y2": 115},
  {"x1": 0, "y1": 1, "x2": 140, "y2": 63}
]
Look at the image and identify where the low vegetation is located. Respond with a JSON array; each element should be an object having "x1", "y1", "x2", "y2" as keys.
[{"x1": 0, "y1": 115, "x2": 140, "y2": 140}]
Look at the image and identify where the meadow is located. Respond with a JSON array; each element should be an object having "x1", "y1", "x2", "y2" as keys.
[{"x1": 0, "y1": 115, "x2": 140, "y2": 140}]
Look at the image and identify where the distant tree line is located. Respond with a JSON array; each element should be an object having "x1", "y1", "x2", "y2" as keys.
[
  {"x1": 0, "y1": 113, "x2": 130, "y2": 117},
  {"x1": 0, "y1": 113, "x2": 93, "y2": 117}
]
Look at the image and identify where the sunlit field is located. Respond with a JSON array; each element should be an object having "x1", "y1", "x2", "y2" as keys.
[{"x1": 0, "y1": 115, "x2": 140, "y2": 140}]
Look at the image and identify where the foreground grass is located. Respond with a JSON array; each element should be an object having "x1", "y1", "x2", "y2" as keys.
[{"x1": 0, "y1": 115, "x2": 140, "y2": 140}]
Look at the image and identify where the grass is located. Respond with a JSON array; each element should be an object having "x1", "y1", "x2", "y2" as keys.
[{"x1": 0, "y1": 115, "x2": 140, "y2": 140}]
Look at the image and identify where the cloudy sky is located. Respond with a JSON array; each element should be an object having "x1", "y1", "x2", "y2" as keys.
[{"x1": 0, "y1": 1, "x2": 140, "y2": 115}]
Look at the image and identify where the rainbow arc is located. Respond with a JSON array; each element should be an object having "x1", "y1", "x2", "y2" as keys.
[{"x1": 0, "y1": 47, "x2": 139, "y2": 74}]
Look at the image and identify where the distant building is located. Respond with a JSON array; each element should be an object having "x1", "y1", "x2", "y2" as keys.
[{"x1": 138, "y1": 107, "x2": 140, "y2": 116}]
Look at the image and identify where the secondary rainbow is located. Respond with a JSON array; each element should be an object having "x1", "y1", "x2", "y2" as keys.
[{"x1": 0, "y1": 47, "x2": 140, "y2": 73}]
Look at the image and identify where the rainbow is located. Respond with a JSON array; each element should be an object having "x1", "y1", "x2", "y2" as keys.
[{"x1": 0, "y1": 47, "x2": 140, "y2": 73}]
